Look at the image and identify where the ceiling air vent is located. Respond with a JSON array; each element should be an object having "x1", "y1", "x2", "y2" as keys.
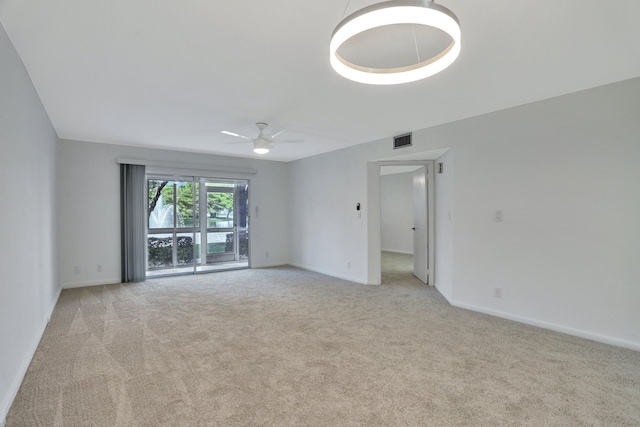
[{"x1": 393, "y1": 133, "x2": 412, "y2": 149}]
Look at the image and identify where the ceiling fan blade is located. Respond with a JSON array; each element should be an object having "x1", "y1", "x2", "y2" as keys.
[
  {"x1": 223, "y1": 140, "x2": 254, "y2": 145},
  {"x1": 221, "y1": 130, "x2": 252, "y2": 140},
  {"x1": 268, "y1": 129, "x2": 284, "y2": 138}
]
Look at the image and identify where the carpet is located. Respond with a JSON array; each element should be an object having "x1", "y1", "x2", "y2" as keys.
[{"x1": 7, "y1": 253, "x2": 640, "y2": 426}]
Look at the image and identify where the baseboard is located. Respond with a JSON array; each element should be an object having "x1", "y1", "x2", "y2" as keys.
[
  {"x1": 434, "y1": 284, "x2": 453, "y2": 304},
  {"x1": 1, "y1": 286, "x2": 61, "y2": 423},
  {"x1": 48, "y1": 286, "x2": 62, "y2": 324},
  {"x1": 288, "y1": 262, "x2": 367, "y2": 285},
  {"x1": 62, "y1": 277, "x2": 121, "y2": 289},
  {"x1": 250, "y1": 261, "x2": 288, "y2": 269},
  {"x1": 381, "y1": 249, "x2": 414, "y2": 255},
  {"x1": 449, "y1": 300, "x2": 640, "y2": 352}
]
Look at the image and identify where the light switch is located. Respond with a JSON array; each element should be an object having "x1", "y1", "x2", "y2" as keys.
[{"x1": 495, "y1": 210, "x2": 503, "y2": 222}]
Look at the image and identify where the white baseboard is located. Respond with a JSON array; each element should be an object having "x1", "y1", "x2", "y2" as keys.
[
  {"x1": 48, "y1": 287, "x2": 62, "y2": 324},
  {"x1": 288, "y1": 262, "x2": 367, "y2": 285},
  {"x1": 250, "y1": 261, "x2": 288, "y2": 269},
  {"x1": 62, "y1": 277, "x2": 121, "y2": 289},
  {"x1": 381, "y1": 249, "x2": 414, "y2": 255},
  {"x1": 448, "y1": 299, "x2": 640, "y2": 352},
  {"x1": 435, "y1": 285, "x2": 454, "y2": 304},
  {"x1": 1, "y1": 286, "x2": 61, "y2": 423}
]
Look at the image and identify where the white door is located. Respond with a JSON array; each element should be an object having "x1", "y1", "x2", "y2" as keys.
[{"x1": 413, "y1": 167, "x2": 429, "y2": 283}]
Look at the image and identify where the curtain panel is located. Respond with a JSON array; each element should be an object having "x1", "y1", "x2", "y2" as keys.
[{"x1": 120, "y1": 163, "x2": 146, "y2": 282}]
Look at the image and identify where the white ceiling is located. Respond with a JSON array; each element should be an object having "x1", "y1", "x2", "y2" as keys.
[{"x1": 1, "y1": 0, "x2": 640, "y2": 162}]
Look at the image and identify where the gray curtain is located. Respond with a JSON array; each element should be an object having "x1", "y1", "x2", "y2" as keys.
[{"x1": 120, "y1": 164, "x2": 146, "y2": 282}]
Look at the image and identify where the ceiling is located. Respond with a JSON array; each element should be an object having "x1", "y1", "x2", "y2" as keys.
[{"x1": 1, "y1": 0, "x2": 639, "y2": 162}]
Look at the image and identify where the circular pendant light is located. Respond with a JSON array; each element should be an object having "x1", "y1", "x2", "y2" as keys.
[{"x1": 330, "y1": 0, "x2": 461, "y2": 85}]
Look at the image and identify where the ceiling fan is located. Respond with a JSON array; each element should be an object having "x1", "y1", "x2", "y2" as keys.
[{"x1": 221, "y1": 122, "x2": 302, "y2": 154}]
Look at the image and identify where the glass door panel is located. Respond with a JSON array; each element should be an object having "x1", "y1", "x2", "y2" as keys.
[
  {"x1": 147, "y1": 233, "x2": 173, "y2": 268},
  {"x1": 205, "y1": 231, "x2": 235, "y2": 262},
  {"x1": 206, "y1": 188, "x2": 234, "y2": 229},
  {"x1": 205, "y1": 182, "x2": 236, "y2": 263},
  {"x1": 238, "y1": 230, "x2": 249, "y2": 260},
  {"x1": 237, "y1": 184, "x2": 248, "y2": 227},
  {"x1": 176, "y1": 182, "x2": 197, "y2": 229},
  {"x1": 148, "y1": 180, "x2": 174, "y2": 229},
  {"x1": 237, "y1": 184, "x2": 249, "y2": 261},
  {"x1": 194, "y1": 232, "x2": 202, "y2": 265},
  {"x1": 147, "y1": 177, "x2": 197, "y2": 275},
  {"x1": 176, "y1": 232, "x2": 195, "y2": 266}
]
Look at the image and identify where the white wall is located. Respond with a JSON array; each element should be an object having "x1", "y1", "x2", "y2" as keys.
[
  {"x1": 288, "y1": 77, "x2": 640, "y2": 350},
  {"x1": 380, "y1": 172, "x2": 414, "y2": 254},
  {"x1": 446, "y1": 80, "x2": 640, "y2": 349},
  {"x1": 435, "y1": 149, "x2": 453, "y2": 300},
  {"x1": 0, "y1": 23, "x2": 60, "y2": 421},
  {"x1": 288, "y1": 147, "x2": 369, "y2": 283},
  {"x1": 57, "y1": 139, "x2": 289, "y2": 288}
]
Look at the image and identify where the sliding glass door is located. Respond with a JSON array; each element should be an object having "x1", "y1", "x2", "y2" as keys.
[{"x1": 146, "y1": 176, "x2": 249, "y2": 277}]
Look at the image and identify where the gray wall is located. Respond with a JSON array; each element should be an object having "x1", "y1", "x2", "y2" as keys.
[
  {"x1": 57, "y1": 139, "x2": 290, "y2": 289},
  {"x1": 434, "y1": 149, "x2": 454, "y2": 300},
  {"x1": 0, "y1": 22, "x2": 60, "y2": 420},
  {"x1": 380, "y1": 172, "x2": 414, "y2": 254},
  {"x1": 289, "y1": 78, "x2": 640, "y2": 350}
]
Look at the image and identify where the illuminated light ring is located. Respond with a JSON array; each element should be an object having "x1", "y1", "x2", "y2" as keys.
[{"x1": 330, "y1": 0, "x2": 461, "y2": 85}]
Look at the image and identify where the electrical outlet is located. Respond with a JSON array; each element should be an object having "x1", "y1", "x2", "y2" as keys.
[
  {"x1": 347, "y1": 261, "x2": 351, "y2": 269},
  {"x1": 97, "y1": 264, "x2": 103, "y2": 273},
  {"x1": 73, "y1": 266, "x2": 81, "y2": 275},
  {"x1": 494, "y1": 287, "x2": 503, "y2": 298},
  {"x1": 265, "y1": 252, "x2": 269, "y2": 258}
]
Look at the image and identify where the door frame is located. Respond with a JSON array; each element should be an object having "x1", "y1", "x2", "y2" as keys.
[{"x1": 368, "y1": 160, "x2": 435, "y2": 285}]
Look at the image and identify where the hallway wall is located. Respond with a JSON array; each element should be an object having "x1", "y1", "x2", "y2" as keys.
[{"x1": 380, "y1": 172, "x2": 414, "y2": 254}]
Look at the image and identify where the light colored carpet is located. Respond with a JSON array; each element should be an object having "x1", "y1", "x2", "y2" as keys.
[{"x1": 7, "y1": 252, "x2": 640, "y2": 426}]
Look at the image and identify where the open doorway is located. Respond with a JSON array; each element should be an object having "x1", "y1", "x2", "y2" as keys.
[
  {"x1": 367, "y1": 148, "x2": 452, "y2": 293},
  {"x1": 380, "y1": 166, "x2": 416, "y2": 285},
  {"x1": 376, "y1": 161, "x2": 435, "y2": 286},
  {"x1": 367, "y1": 159, "x2": 435, "y2": 286}
]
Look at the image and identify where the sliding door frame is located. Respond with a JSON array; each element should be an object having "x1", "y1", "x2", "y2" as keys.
[{"x1": 145, "y1": 174, "x2": 251, "y2": 277}]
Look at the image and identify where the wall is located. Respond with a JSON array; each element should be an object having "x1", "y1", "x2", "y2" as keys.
[
  {"x1": 447, "y1": 80, "x2": 640, "y2": 349},
  {"x1": 57, "y1": 140, "x2": 289, "y2": 288},
  {"x1": 289, "y1": 146, "x2": 369, "y2": 283},
  {"x1": 288, "y1": 77, "x2": 640, "y2": 350},
  {"x1": 434, "y1": 149, "x2": 453, "y2": 300},
  {"x1": 380, "y1": 171, "x2": 413, "y2": 254},
  {"x1": 0, "y1": 23, "x2": 60, "y2": 421}
]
